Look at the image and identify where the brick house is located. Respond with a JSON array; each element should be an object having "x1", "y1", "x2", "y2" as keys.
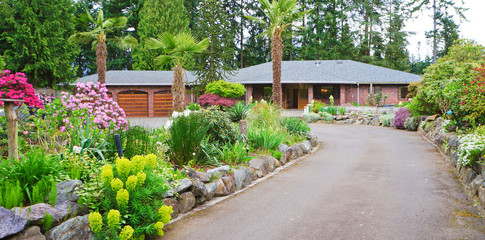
[{"x1": 77, "y1": 60, "x2": 421, "y2": 116}]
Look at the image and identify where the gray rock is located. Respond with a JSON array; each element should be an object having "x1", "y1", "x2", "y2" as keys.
[
  {"x1": 292, "y1": 144, "x2": 304, "y2": 158},
  {"x1": 206, "y1": 165, "x2": 230, "y2": 179},
  {"x1": 479, "y1": 186, "x2": 485, "y2": 209},
  {"x1": 249, "y1": 158, "x2": 269, "y2": 178},
  {"x1": 278, "y1": 144, "x2": 289, "y2": 154},
  {"x1": 260, "y1": 155, "x2": 277, "y2": 172},
  {"x1": 234, "y1": 167, "x2": 253, "y2": 190},
  {"x1": 174, "y1": 178, "x2": 193, "y2": 193},
  {"x1": 0, "y1": 207, "x2": 28, "y2": 239},
  {"x1": 306, "y1": 132, "x2": 318, "y2": 147},
  {"x1": 301, "y1": 140, "x2": 312, "y2": 154},
  {"x1": 5, "y1": 226, "x2": 45, "y2": 240},
  {"x1": 162, "y1": 189, "x2": 174, "y2": 198},
  {"x1": 191, "y1": 178, "x2": 208, "y2": 197},
  {"x1": 56, "y1": 180, "x2": 83, "y2": 205},
  {"x1": 204, "y1": 182, "x2": 218, "y2": 200},
  {"x1": 196, "y1": 171, "x2": 210, "y2": 182},
  {"x1": 12, "y1": 203, "x2": 61, "y2": 226},
  {"x1": 45, "y1": 214, "x2": 94, "y2": 240},
  {"x1": 344, "y1": 119, "x2": 354, "y2": 124},
  {"x1": 459, "y1": 167, "x2": 477, "y2": 184},
  {"x1": 162, "y1": 198, "x2": 179, "y2": 219},
  {"x1": 177, "y1": 192, "x2": 196, "y2": 214},
  {"x1": 471, "y1": 175, "x2": 484, "y2": 196},
  {"x1": 212, "y1": 179, "x2": 230, "y2": 197},
  {"x1": 186, "y1": 169, "x2": 201, "y2": 180},
  {"x1": 54, "y1": 201, "x2": 80, "y2": 221},
  {"x1": 362, "y1": 119, "x2": 369, "y2": 125},
  {"x1": 425, "y1": 114, "x2": 439, "y2": 121},
  {"x1": 280, "y1": 147, "x2": 293, "y2": 164},
  {"x1": 221, "y1": 176, "x2": 236, "y2": 195}
]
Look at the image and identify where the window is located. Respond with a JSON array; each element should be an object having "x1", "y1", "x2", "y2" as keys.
[
  {"x1": 299, "y1": 87, "x2": 308, "y2": 99},
  {"x1": 399, "y1": 86, "x2": 409, "y2": 99},
  {"x1": 372, "y1": 86, "x2": 382, "y2": 94}
]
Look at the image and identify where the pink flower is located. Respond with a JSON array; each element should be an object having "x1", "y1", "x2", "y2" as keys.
[
  {"x1": 23, "y1": 131, "x2": 28, "y2": 135},
  {"x1": 60, "y1": 126, "x2": 66, "y2": 132}
]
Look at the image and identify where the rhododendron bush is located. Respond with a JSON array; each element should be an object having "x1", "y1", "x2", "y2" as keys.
[{"x1": 0, "y1": 70, "x2": 42, "y2": 108}]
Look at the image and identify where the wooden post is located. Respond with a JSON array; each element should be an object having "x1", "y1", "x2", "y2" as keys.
[{"x1": 1, "y1": 99, "x2": 23, "y2": 161}]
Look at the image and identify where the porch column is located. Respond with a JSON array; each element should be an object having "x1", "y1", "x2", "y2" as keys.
[
  {"x1": 148, "y1": 90, "x2": 154, "y2": 117},
  {"x1": 246, "y1": 85, "x2": 253, "y2": 104},
  {"x1": 340, "y1": 84, "x2": 346, "y2": 105},
  {"x1": 308, "y1": 85, "x2": 313, "y2": 102}
]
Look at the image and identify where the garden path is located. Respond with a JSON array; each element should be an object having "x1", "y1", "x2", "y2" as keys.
[{"x1": 162, "y1": 124, "x2": 485, "y2": 239}]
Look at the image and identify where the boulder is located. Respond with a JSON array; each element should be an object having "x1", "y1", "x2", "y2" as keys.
[
  {"x1": 221, "y1": 176, "x2": 236, "y2": 194},
  {"x1": 479, "y1": 186, "x2": 485, "y2": 209},
  {"x1": 12, "y1": 203, "x2": 61, "y2": 226},
  {"x1": 191, "y1": 178, "x2": 208, "y2": 197},
  {"x1": 306, "y1": 132, "x2": 318, "y2": 147},
  {"x1": 459, "y1": 167, "x2": 477, "y2": 184},
  {"x1": 280, "y1": 147, "x2": 293, "y2": 164},
  {"x1": 45, "y1": 214, "x2": 94, "y2": 240},
  {"x1": 195, "y1": 171, "x2": 211, "y2": 183},
  {"x1": 186, "y1": 169, "x2": 201, "y2": 180},
  {"x1": 54, "y1": 201, "x2": 80, "y2": 221},
  {"x1": 206, "y1": 165, "x2": 230, "y2": 180},
  {"x1": 177, "y1": 192, "x2": 196, "y2": 214},
  {"x1": 56, "y1": 180, "x2": 83, "y2": 205},
  {"x1": 234, "y1": 167, "x2": 253, "y2": 190},
  {"x1": 301, "y1": 140, "x2": 312, "y2": 154},
  {"x1": 344, "y1": 119, "x2": 354, "y2": 124},
  {"x1": 425, "y1": 114, "x2": 439, "y2": 121},
  {"x1": 292, "y1": 144, "x2": 304, "y2": 159},
  {"x1": 260, "y1": 155, "x2": 277, "y2": 172},
  {"x1": 471, "y1": 175, "x2": 484, "y2": 196},
  {"x1": 174, "y1": 178, "x2": 193, "y2": 193},
  {"x1": 0, "y1": 207, "x2": 28, "y2": 239},
  {"x1": 249, "y1": 158, "x2": 269, "y2": 178},
  {"x1": 211, "y1": 179, "x2": 230, "y2": 197},
  {"x1": 5, "y1": 226, "x2": 45, "y2": 240},
  {"x1": 162, "y1": 198, "x2": 179, "y2": 219},
  {"x1": 278, "y1": 144, "x2": 289, "y2": 154},
  {"x1": 204, "y1": 182, "x2": 218, "y2": 200}
]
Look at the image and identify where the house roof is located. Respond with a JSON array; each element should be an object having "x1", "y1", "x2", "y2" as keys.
[
  {"x1": 229, "y1": 60, "x2": 421, "y2": 84},
  {"x1": 76, "y1": 60, "x2": 421, "y2": 86},
  {"x1": 76, "y1": 70, "x2": 198, "y2": 86}
]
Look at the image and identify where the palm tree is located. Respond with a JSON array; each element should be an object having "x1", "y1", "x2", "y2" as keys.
[
  {"x1": 145, "y1": 32, "x2": 209, "y2": 112},
  {"x1": 69, "y1": 9, "x2": 138, "y2": 84},
  {"x1": 246, "y1": 0, "x2": 309, "y2": 107}
]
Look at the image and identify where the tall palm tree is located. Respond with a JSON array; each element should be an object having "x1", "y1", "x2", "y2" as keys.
[
  {"x1": 246, "y1": 0, "x2": 309, "y2": 107},
  {"x1": 69, "y1": 9, "x2": 138, "y2": 84},
  {"x1": 145, "y1": 32, "x2": 209, "y2": 112}
]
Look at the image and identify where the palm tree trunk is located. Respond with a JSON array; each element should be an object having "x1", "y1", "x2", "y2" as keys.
[
  {"x1": 271, "y1": 34, "x2": 283, "y2": 107},
  {"x1": 96, "y1": 42, "x2": 107, "y2": 84},
  {"x1": 172, "y1": 65, "x2": 185, "y2": 112}
]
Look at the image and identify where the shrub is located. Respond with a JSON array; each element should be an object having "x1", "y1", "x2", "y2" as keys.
[
  {"x1": 219, "y1": 140, "x2": 252, "y2": 165},
  {"x1": 248, "y1": 100, "x2": 281, "y2": 129},
  {"x1": 0, "y1": 70, "x2": 43, "y2": 108},
  {"x1": 247, "y1": 126, "x2": 285, "y2": 151},
  {"x1": 198, "y1": 93, "x2": 236, "y2": 108},
  {"x1": 280, "y1": 117, "x2": 310, "y2": 136},
  {"x1": 320, "y1": 112, "x2": 333, "y2": 123},
  {"x1": 94, "y1": 155, "x2": 172, "y2": 239},
  {"x1": 166, "y1": 114, "x2": 209, "y2": 166},
  {"x1": 404, "y1": 116, "x2": 420, "y2": 131},
  {"x1": 309, "y1": 100, "x2": 326, "y2": 113},
  {"x1": 338, "y1": 107, "x2": 346, "y2": 115},
  {"x1": 380, "y1": 114, "x2": 395, "y2": 127},
  {"x1": 394, "y1": 108, "x2": 411, "y2": 129},
  {"x1": 460, "y1": 65, "x2": 485, "y2": 125},
  {"x1": 457, "y1": 133, "x2": 485, "y2": 167},
  {"x1": 186, "y1": 102, "x2": 201, "y2": 111},
  {"x1": 120, "y1": 126, "x2": 154, "y2": 159},
  {"x1": 302, "y1": 113, "x2": 321, "y2": 123},
  {"x1": 196, "y1": 107, "x2": 239, "y2": 145},
  {"x1": 226, "y1": 101, "x2": 250, "y2": 122},
  {"x1": 205, "y1": 80, "x2": 246, "y2": 98},
  {"x1": 324, "y1": 106, "x2": 338, "y2": 115}
]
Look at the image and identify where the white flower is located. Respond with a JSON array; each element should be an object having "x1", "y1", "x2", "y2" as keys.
[
  {"x1": 164, "y1": 120, "x2": 173, "y2": 129},
  {"x1": 183, "y1": 109, "x2": 191, "y2": 117},
  {"x1": 192, "y1": 152, "x2": 196, "y2": 156},
  {"x1": 73, "y1": 146, "x2": 82, "y2": 154}
]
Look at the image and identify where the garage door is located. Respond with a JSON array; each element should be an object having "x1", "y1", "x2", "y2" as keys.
[
  {"x1": 154, "y1": 90, "x2": 173, "y2": 117},
  {"x1": 118, "y1": 90, "x2": 148, "y2": 117}
]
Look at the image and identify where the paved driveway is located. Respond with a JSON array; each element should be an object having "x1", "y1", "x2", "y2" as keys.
[{"x1": 163, "y1": 124, "x2": 485, "y2": 239}]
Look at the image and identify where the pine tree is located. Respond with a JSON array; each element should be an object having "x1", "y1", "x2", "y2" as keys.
[
  {"x1": 383, "y1": 0, "x2": 409, "y2": 71},
  {"x1": 240, "y1": 0, "x2": 271, "y2": 67},
  {"x1": 132, "y1": 0, "x2": 190, "y2": 70},
  {"x1": 0, "y1": 0, "x2": 79, "y2": 88}
]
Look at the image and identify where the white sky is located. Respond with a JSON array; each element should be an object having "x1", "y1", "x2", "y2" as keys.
[{"x1": 405, "y1": 0, "x2": 485, "y2": 60}]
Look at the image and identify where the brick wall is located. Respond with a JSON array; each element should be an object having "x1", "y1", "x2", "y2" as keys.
[{"x1": 343, "y1": 84, "x2": 408, "y2": 105}]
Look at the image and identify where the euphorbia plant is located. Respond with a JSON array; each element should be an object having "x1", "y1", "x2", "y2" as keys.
[{"x1": 0, "y1": 70, "x2": 42, "y2": 108}]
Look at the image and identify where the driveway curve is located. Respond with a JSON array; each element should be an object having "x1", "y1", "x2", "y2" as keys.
[{"x1": 162, "y1": 124, "x2": 485, "y2": 239}]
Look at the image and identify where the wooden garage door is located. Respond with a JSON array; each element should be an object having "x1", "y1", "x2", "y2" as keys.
[
  {"x1": 154, "y1": 90, "x2": 173, "y2": 117},
  {"x1": 118, "y1": 91, "x2": 148, "y2": 117}
]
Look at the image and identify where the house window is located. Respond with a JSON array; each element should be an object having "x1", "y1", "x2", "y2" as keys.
[
  {"x1": 372, "y1": 86, "x2": 382, "y2": 94},
  {"x1": 399, "y1": 86, "x2": 408, "y2": 99},
  {"x1": 299, "y1": 87, "x2": 308, "y2": 99}
]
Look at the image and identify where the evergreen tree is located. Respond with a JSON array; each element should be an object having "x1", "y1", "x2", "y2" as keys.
[
  {"x1": 0, "y1": 0, "x2": 78, "y2": 88},
  {"x1": 240, "y1": 0, "x2": 271, "y2": 67},
  {"x1": 383, "y1": 0, "x2": 409, "y2": 71},
  {"x1": 133, "y1": 0, "x2": 190, "y2": 70},
  {"x1": 193, "y1": 0, "x2": 238, "y2": 93}
]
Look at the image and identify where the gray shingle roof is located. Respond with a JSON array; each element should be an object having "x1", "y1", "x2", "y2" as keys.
[
  {"x1": 229, "y1": 60, "x2": 421, "y2": 84},
  {"x1": 76, "y1": 60, "x2": 421, "y2": 86}
]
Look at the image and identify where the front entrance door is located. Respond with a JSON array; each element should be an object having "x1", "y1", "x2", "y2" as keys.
[{"x1": 292, "y1": 89, "x2": 298, "y2": 108}]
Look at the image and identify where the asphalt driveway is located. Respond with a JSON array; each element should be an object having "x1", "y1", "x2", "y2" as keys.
[{"x1": 162, "y1": 124, "x2": 485, "y2": 239}]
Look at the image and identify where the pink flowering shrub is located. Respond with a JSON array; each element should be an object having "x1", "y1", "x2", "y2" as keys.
[
  {"x1": 393, "y1": 107, "x2": 411, "y2": 129},
  {"x1": 0, "y1": 70, "x2": 43, "y2": 108},
  {"x1": 37, "y1": 93, "x2": 56, "y2": 106},
  {"x1": 198, "y1": 93, "x2": 236, "y2": 108},
  {"x1": 61, "y1": 82, "x2": 127, "y2": 130}
]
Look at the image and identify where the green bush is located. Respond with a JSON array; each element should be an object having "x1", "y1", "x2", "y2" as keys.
[
  {"x1": 280, "y1": 117, "x2": 310, "y2": 137},
  {"x1": 226, "y1": 101, "x2": 250, "y2": 122},
  {"x1": 380, "y1": 114, "x2": 395, "y2": 127},
  {"x1": 196, "y1": 107, "x2": 239, "y2": 145},
  {"x1": 206, "y1": 80, "x2": 246, "y2": 98},
  {"x1": 303, "y1": 113, "x2": 321, "y2": 123},
  {"x1": 219, "y1": 140, "x2": 252, "y2": 165},
  {"x1": 247, "y1": 126, "x2": 285, "y2": 151},
  {"x1": 319, "y1": 112, "x2": 333, "y2": 123},
  {"x1": 404, "y1": 116, "x2": 420, "y2": 131},
  {"x1": 309, "y1": 100, "x2": 326, "y2": 113},
  {"x1": 324, "y1": 106, "x2": 338, "y2": 115},
  {"x1": 248, "y1": 100, "x2": 282, "y2": 129},
  {"x1": 187, "y1": 102, "x2": 201, "y2": 111},
  {"x1": 338, "y1": 107, "x2": 346, "y2": 115},
  {"x1": 167, "y1": 114, "x2": 209, "y2": 166},
  {"x1": 120, "y1": 126, "x2": 153, "y2": 159},
  {"x1": 0, "y1": 181, "x2": 24, "y2": 209}
]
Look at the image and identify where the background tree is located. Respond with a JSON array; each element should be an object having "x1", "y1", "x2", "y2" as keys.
[
  {"x1": 246, "y1": 0, "x2": 309, "y2": 107},
  {"x1": 0, "y1": 0, "x2": 78, "y2": 88},
  {"x1": 132, "y1": 0, "x2": 190, "y2": 70},
  {"x1": 383, "y1": 0, "x2": 409, "y2": 71},
  {"x1": 146, "y1": 32, "x2": 209, "y2": 111},
  {"x1": 69, "y1": 9, "x2": 138, "y2": 84},
  {"x1": 193, "y1": 0, "x2": 238, "y2": 95}
]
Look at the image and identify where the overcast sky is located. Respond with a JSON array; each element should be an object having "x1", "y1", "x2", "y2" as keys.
[{"x1": 405, "y1": 0, "x2": 485, "y2": 60}]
